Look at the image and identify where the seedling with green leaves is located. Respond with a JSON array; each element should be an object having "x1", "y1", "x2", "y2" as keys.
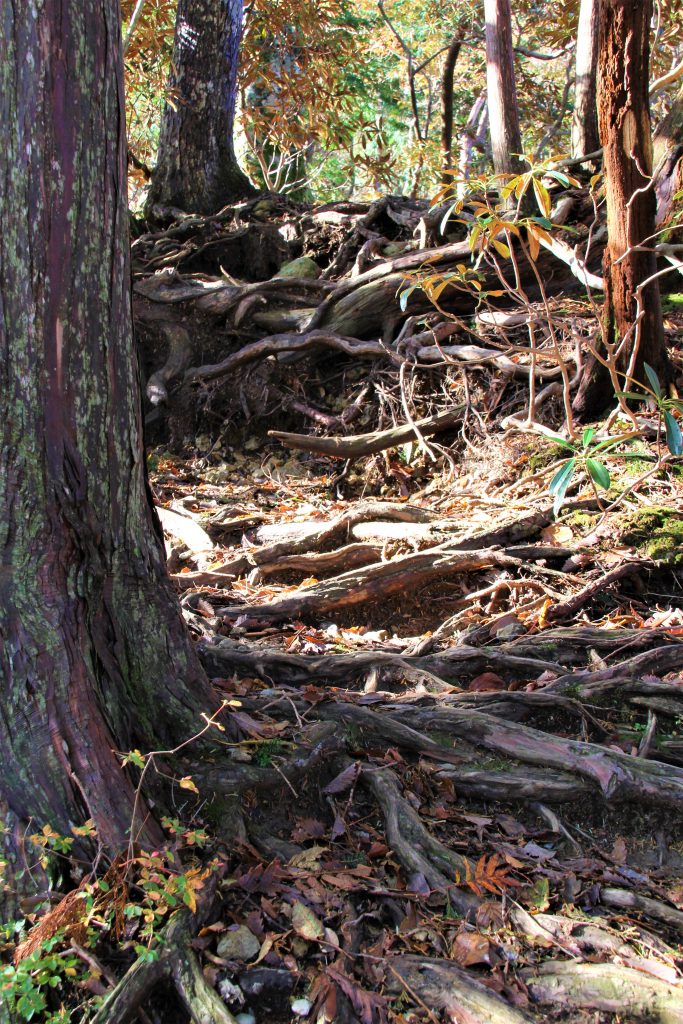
[
  {"x1": 548, "y1": 427, "x2": 621, "y2": 516},
  {"x1": 618, "y1": 363, "x2": 683, "y2": 458}
]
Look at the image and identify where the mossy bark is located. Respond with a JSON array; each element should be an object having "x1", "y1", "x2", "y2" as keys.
[
  {"x1": 146, "y1": 0, "x2": 255, "y2": 215},
  {"x1": 0, "y1": 0, "x2": 217, "y2": 852}
]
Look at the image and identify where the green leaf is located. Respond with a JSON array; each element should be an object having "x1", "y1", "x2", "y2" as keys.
[
  {"x1": 440, "y1": 202, "x2": 459, "y2": 236},
  {"x1": 616, "y1": 390, "x2": 647, "y2": 402},
  {"x1": 581, "y1": 426, "x2": 595, "y2": 447},
  {"x1": 398, "y1": 287, "x2": 411, "y2": 312},
  {"x1": 591, "y1": 436, "x2": 623, "y2": 453},
  {"x1": 547, "y1": 434, "x2": 576, "y2": 451},
  {"x1": 586, "y1": 458, "x2": 610, "y2": 490},
  {"x1": 664, "y1": 410, "x2": 683, "y2": 455},
  {"x1": 643, "y1": 362, "x2": 662, "y2": 398},
  {"x1": 534, "y1": 216, "x2": 554, "y2": 230},
  {"x1": 549, "y1": 458, "x2": 576, "y2": 516}
]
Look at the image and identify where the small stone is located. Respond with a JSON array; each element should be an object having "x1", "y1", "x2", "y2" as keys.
[
  {"x1": 217, "y1": 925, "x2": 260, "y2": 962},
  {"x1": 236, "y1": 1015, "x2": 256, "y2": 1024},
  {"x1": 218, "y1": 978, "x2": 245, "y2": 1006},
  {"x1": 291, "y1": 999, "x2": 312, "y2": 1016}
]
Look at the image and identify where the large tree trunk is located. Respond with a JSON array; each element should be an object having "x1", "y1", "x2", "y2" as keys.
[
  {"x1": 574, "y1": 0, "x2": 670, "y2": 417},
  {"x1": 570, "y1": 0, "x2": 600, "y2": 168},
  {"x1": 0, "y1": 0, "x2": 218, "y2": 853},
  {"x1": 484, "y1": 0, "x2": 526, "y2": 179},
  {"x1": 147, "y1": 0, "x2": 255, "y2": 215}
]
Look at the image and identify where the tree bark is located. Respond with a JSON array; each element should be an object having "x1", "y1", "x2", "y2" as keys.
[
  {"x1": 441, "y1": 31, "x2": 464, "y2": 182},
  {"x1": 147, "y1": 0, "x2": 255, "y2": 215},
  {"x1": 0, "y1": 0, "x2": 218, "y2": 851},
  {"x1": 571, "y1": 0, "x2": 600, "y2": 169},
  {"x1": 653, "y1": 82, "x2": 683, "y2": 225},
  {"x1": 574, "y1": 0, "x2": 670, "y2": 417},
  {"x1": 484, "y1": 0, "x2": 526, "y2": 179}
]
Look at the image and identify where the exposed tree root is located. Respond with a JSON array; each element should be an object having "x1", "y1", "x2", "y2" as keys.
[
  {"x1": 269, "y1": 407, "x2": 465, "y2": 459},
  {"x1": 214, "y1": 543, "x2": 572, "y2": 620},
  {"x1": 385, "y1": 956, "x2": 534, "y2": 1024},
  {"x1": 599, "y1": 887, "x2": 683, "y2": 935},
  {"x1": 521, "y1": 961, "x2": 683, "y2": 1023},
  {"x1": 200, "y1": 639, "x2": 564, "y2": 686},
  {"x1": 90, "y1": 879, "x2": 237, "y2": 1024},
  {"x1": 361, "y1": 766, "x2": 480, "y2": 917}
]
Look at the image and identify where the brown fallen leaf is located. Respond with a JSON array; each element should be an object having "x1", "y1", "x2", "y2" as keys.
[{"x1": 451, "y1": 929, "x2": 492, "y2": 966}]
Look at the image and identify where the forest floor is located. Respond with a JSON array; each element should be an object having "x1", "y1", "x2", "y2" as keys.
[
  {"x1": 10, "y1": 191, "x2": 683, "y2": 1024},
  {"x1": 129, "y1": 188, "x2": 683, "y2": 1024},
  {"x1": 145, "y1": 409, "x2": 683, "y2": 1024}
]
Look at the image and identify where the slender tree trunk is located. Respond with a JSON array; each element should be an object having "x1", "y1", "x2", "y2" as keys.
[
  {"x1": 147, "y1": 0, "x2": 255, "y2": 215},
  {"x1": 571, "y1": 0, "x2": 600, "y2": 169},
  {"x1": 652, "y1": 83, "x2": 683, "y2": 225},
  {"x1": 0, "y1": 0, "x2": 218, "y2": 852},
  {"x1": 484, "y1": 0, "x2": 526, "y2": 179},
  {"x1": 457, "y1": 94, "x2": 489, "y2": 193},
  {"x1": 441, "y1": 31, "x2": 464, "y2": 183},
  {"x1": 574, "y1": 0, "x2": 670, "y2": 416}
]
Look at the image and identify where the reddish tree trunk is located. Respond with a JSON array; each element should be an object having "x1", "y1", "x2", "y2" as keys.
[
  {"x1": 484, "y1": 0, "x2": 526, "y2": 179},
  {"x1": 574, "y1": 0, "x2": 670, "y2": 416},
  {"x1": 147, "y1": 0, "x2": 255, "y2": 214},
  {"x1": 0, "y1": 1, "x2": 218, "y2": 852}
]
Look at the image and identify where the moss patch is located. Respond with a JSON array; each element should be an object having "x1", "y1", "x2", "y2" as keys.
[
  {"x1": 563, "y1": 509, "x2": 599, "y2": 534},
  {"x1": 620, "y1": 506, "x2": 683, "y2": 564}
]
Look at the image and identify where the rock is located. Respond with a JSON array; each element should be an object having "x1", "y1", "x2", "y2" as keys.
[
  {"x1": 239, "y1": 967, "x2": 296, "y2": 1009},
  {"x1": 217, "y1": 925, "x2": 260, "y2": 962},
  {"x1": 275, "y1": 256, "x2": 321, "y2": 279}
]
